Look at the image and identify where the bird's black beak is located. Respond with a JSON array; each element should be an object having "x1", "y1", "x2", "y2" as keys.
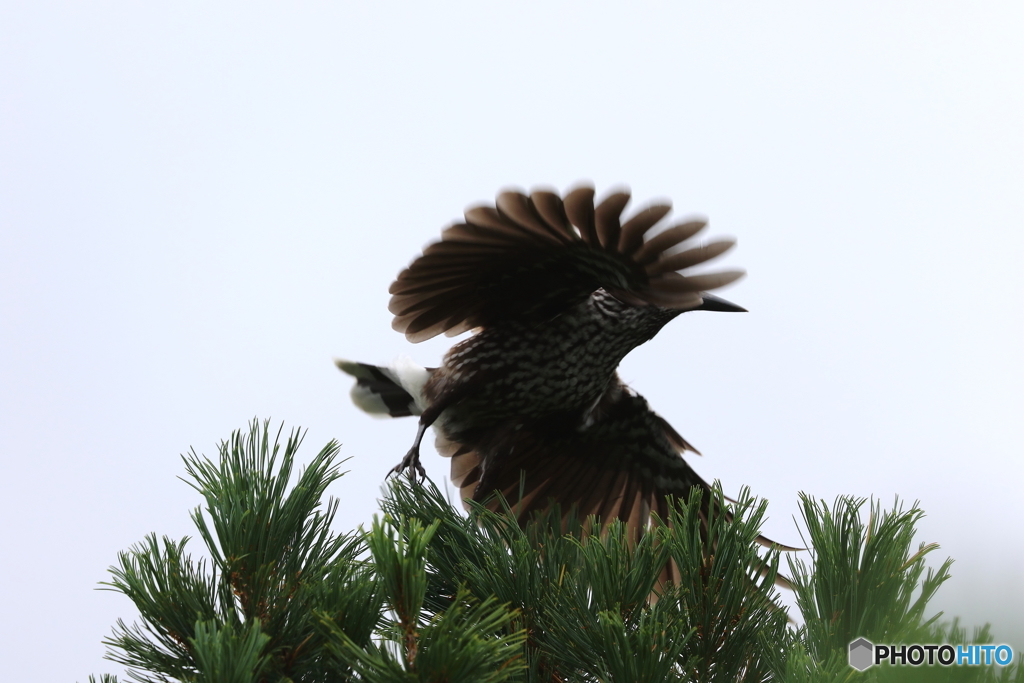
[{"x1": 694, "y1": 292, "x2": 747, "y2": 313}]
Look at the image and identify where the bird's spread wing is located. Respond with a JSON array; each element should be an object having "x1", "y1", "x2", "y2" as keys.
[
  {"x1": 389, "y1": 186, "x2": 744, "y2": 342},
  {"x1": 448, "y1": 384, "x2": 797, "y2": 565},
  {"x1": 448, "y1": 383, "x2": 712, "y2": 535}
]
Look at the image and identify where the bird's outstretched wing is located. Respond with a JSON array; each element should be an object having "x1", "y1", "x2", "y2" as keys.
[
  {"x1": 447, "y1": 382, "x2": 798, "y2": 569},
  {"x1": 389, "y1": 185, "x2": 743, "y2": 342},
  {"x1": 448, "y1": 381, "x2": 713, "y2": 535},
  {"x1": 447, "y1": 381, "x2": 797, "y2": 591}
]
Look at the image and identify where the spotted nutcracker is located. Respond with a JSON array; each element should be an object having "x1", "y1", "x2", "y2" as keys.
[{"x1": 338, "y1": 184, "x2": 760, "y2": 537}]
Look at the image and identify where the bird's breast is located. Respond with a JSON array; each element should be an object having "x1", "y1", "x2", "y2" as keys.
[{"x1": 432, "y1": 302, "x2": 656, "y2": 438}]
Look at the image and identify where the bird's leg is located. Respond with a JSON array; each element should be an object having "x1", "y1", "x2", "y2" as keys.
[
  {"x1": 390, "y1": 402, "x2": 445, "y2": 482},
  {"x1": 391, "y1": 419, "x2": 429, "y2": 481}
]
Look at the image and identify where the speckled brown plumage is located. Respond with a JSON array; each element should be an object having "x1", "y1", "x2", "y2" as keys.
[{"x1": 339, "y1": 183, "x2": 770, "y2": 544}]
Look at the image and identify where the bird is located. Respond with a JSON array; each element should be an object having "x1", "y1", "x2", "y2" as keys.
[{"x1": 337, "y1": 183, "x2": 758, "y2": 539}]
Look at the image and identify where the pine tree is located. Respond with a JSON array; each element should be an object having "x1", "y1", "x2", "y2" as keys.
[{"x1": 85, "y1": 420, "x2": 1022, "y2": 683}]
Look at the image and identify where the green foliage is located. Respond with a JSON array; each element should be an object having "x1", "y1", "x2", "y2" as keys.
[
  {"x1": 188, "y1": 620, "x2": 271, "y2": 683},
  {"x1": 540, "y1": 522, "x2": 694, "y2": 682},
  {"x1": 382, "y1": 481, "x2": 715, "y2": 681},
  {"x1": 317, "y1": 514, "x2": 527, "y2": 683},
  {"x1": 87, "y1": 420, "x2": 1021, "y2": 683},
  {"x1": 100, "y1": 420, "x2": 381, "y2": 682},
  {"x1": 784, "y1": 496, "x2": 1021, "y2": 683},
  {"x1": 788, "y1": 495, "x2": 952, "y2": 658},
  {"x1": 662, "y1": 488, "x2": 791, "y2": 682}
]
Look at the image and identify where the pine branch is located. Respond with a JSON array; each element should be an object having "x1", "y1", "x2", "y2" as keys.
[
  {"x1": 88, "y1": 419, "x2": 1021, "y2": 683},
  {"x1": 100, "y1": 419, "x2": 379, "y2": 683}
]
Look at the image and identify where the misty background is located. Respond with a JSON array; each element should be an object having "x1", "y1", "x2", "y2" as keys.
[{"x1": 1, "y1": 3, "x2": 1021, "y2": 680}]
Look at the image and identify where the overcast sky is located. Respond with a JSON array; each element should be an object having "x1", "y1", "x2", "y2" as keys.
[{"x1": 1, "y1": 2, "x2": 1022, "y2": 680}]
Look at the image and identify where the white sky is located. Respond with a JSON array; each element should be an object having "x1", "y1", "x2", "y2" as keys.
[{"x1": 1, "y1": 2, "x2": 1022, "y2": 680}]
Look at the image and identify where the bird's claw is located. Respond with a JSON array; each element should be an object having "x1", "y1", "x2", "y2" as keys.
[{"x1": 389, "y1": 446, "x2": 427, "y2": 483}]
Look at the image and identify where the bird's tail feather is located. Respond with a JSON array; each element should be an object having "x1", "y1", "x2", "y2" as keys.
[{"x1": 335, "y1": 359, "x2": 423, "y2": 418}]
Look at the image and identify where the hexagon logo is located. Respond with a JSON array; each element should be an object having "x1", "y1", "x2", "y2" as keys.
[{"x1": 849, "y1": 638, "x2": 875, "y2": 671}]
